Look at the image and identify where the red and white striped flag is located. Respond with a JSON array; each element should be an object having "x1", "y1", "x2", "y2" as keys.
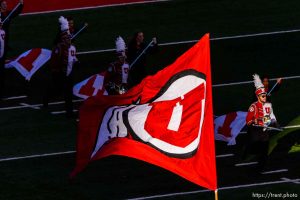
[
  {"x1": 214, "y1": 111, "x2": 247, "y2": 145},
  {"x1": 5, "y1": 48, "x2": 51, "y2": 80},
  {"x1": 73, "y1": 72, "x2": 108, "y2": 99}
]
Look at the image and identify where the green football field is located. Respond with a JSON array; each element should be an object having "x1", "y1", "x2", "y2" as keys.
[{"x1": 0, "y1": 0, "x2": 299, "y2": 199}]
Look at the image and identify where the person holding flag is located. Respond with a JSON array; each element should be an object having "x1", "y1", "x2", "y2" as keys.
[
  {"x1": 0, "y1": 18, "x2": 5, "y2": 99},
  {"x1": 244, "y1": 74, "x2": 279, "y2": 172},
  {"x1": 127, "y1": 31, "x2": 158, "y2": 87},
  {"x1": 106, "y1": 36, "x2": 129, "y2": 95},
  {"x1": 251, "y1": 74, "x2": 283, "y2": 102},
  {"x1": 0, "y1": 0, "x2": 23, "y2": 99},
  {"x1": 53, "y1": 17, "x2": 88, "y2": 44},
  {"x1": 0, "y1": 0, "x2": 23, "y2": 48},
  {"x1": 44, "y1": 16, "x2": 74, "y2": 118},
  {"x1": 262, "y1": 75, "x2": 282, "y2": 102}
]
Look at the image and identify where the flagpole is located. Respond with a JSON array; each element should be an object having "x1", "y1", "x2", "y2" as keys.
[
  {"x1": 267, "y1": 81, "x2": 279, "y2": 96},
  {"x1": 129, "y1": 40, "x2": 154, "y2": 70},
  {"x1": 71, "y1": 23, "x2": 88, "y2": 40},
  {"x1": 214, "y1": 189, "x2": 218, "y2": 200},
  {"x1": 2, "y1": 3, "x2": 21, "y2": 24},
  {"x1": 252, "y1": 124, "x2": 283, "y2": 131}
]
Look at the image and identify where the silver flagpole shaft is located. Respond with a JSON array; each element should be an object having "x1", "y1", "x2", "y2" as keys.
[
  {"x1": 267, "y1": 81, "x2": 279, "y2": 96},
  {"x1": 2, "y1": 3, "x2": 21, "y2": 24},
  {"x1": 252, "y1": 124, "x2": 283, "y2": 131},
  {"x1": 71, "y1": 23, "x2": 88, "y2": 40},
  {"x1": 129, "y1": 40, "x2": 154, "y2": 69}
]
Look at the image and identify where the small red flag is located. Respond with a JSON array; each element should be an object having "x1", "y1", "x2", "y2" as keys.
[
  {"x1": 5, "y1": 48, "x2": 51, "y2": 80},
  {"x1": 71, "y1": 34, "x2": 217, "y2": 190}
]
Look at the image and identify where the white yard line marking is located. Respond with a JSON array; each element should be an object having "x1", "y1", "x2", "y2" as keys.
[
  {"x1": 0, "y1": 151, "x2": 76, "y2": 162},
  {"x1": 281, "y1": 177, "x2": 300, "y2": 184},
  {"x1": 213, "y1": 76, "x2": 300, "y2": 87},
  {"x1": 261, "y1": 169, "x2": 288, "y2": 175},
  {"x1": 0, "y1": 75, "x2": 299, "y2": 112},
  {"x1": 128, "y1": 178, "x2": 300, "y2": 200},
  {"x1": 48, "y1": 99, "x2": 83, "y2": 106},
  {"x1": 235, "y1": 162, "x2": 258, "y2": 167},
  {"x1": 216, "y1": 154, "x2": 234, "y2": 158},
  {"x1": 0, "y1": 152, "x2": 234, "y2": 162},
  {"x1": 0, "y1": 99, "x2": 83, "y2": 111},
  {"x1": 0, "y1": 104, "x2": 28, "y2": 110},
  {"x1": 210, "y1": 29, "x2": 300, "y2": 41},
  {"x1": 19, "y1": 103, "x2": 40, "y2": 110},
  {"x1": 77, "y1": 29, "x2": 300, "y2": 55},
  {"x1": 2, "y1": 95, "x2": 27, "y2": 101},
  {"x1": 51, "y1": 110, "x2": 78, "y2": 115},
  {"x1": 21, "y1": 0, "x2": 171, "y2": 16}
]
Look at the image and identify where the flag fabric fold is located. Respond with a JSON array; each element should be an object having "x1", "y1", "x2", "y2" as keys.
[
  {"x1": 5, "y1": 48, "x2": 51, "y2": 80},
  {"x1": 71, "y1": 34, "x2": 217, "y2": 190},
  {"x1": 214, "y1": 111, "x2": 247, "y2": 145}
]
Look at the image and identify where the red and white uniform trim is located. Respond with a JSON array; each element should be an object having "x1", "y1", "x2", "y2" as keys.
[
  {"x1": 0, "y1": 29, "x2": 5, "y2": 58},
  {"x1": 108, "y1": 61, "x2": 129, "y2": 85},
  {"x1": 67, "y1": 45, "x2": 77, "y2": 76},
  {"x1": 246, "y1": 101, "x2": 276, "y2": 126}
]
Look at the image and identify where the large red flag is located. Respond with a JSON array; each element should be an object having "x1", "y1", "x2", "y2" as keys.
[{"x1": 71, "y1": 34, "x2": 217, "y2": 190}]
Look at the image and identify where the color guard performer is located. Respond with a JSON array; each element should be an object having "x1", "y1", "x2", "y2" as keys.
[
  {"x1": 0, "y1": 0, "x2": 23, "y2": 99},
  {"x1": 44, "y1": 16, "x2": 75, "y2": 118},
  {"x1": 244, "y1": 74, "x2": 279, "y2": 172},
  {"x1": 0, "y1": 18, "x2": 5, "y2": 99},
  {"x1": 106, "y1": 36, "x2": 129, "y2": 95}
]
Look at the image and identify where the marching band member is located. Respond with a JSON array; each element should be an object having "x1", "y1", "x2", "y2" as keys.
[
  {"x1": 106, "y1": 36, "x2": 129, "y2": 95},
  {"x1": 127, "y1": 31, "x2": 157, "y2": 87},
  {"x1": 0, "y1": 18, "x2": 5, "y2": 99},
  {"x1": 44, "y1": 16, "x2": 74, "y2": 118},
  {"x1": 244, "y1": 74, "x2": 279, "y2": 172},
  {"x1": 0, "y1": 0, "x2": 23, "y2": 99},
  {"x1": 0, "y1": 0, "x2": 23, "y2": 46},
  {"x1": 252, "y1": 74, "x2": 283, "y2": 102}
]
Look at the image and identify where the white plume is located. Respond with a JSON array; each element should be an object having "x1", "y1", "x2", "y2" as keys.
[
  {"x1": 253, "y1": 73, "x2": 264, "y2": 89},
  {"x1": 59, "y1": 16, "x2": 69, "y2": 31},
  {"x1": 115, "y1": 36, "x2": 126, "y2": 53}
]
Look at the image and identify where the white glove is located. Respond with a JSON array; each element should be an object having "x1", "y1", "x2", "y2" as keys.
[{"x1": 152, "y1": 37, "x2": 157, "y2": 44}]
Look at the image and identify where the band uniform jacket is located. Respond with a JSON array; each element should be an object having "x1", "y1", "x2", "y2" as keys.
[{"x1": 246, "y1": 101, "x2": 276, "y2": 141}]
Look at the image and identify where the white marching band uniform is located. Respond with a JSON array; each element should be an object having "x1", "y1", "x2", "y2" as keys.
[{"x1": 67, "y1": 44, "x2": 77, "y2": 76}]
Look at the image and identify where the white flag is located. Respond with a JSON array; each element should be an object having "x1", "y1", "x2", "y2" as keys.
[
  {"x1": 73, "y1": 72, "x2": 108, "y2": 99},
  {"x1": 214, "y1": 111, "x2": 247, "y2": 145},
  {"x1": 5, "y1": 48, "x2": 51, "y2": 81}
]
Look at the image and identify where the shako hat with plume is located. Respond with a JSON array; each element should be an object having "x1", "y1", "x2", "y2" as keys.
[{"x1": 253, "y1": 73, "x2": 266, "y2": 96}]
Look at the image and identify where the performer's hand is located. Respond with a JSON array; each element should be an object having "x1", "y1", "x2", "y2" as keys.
[
  {"x1": 277, "y1": 78, "x2": 282, "y2": 84},
  {"x1": 19, "y1": 0, "x2": 24, "y2": 4},
  {"x1": 84, "y1": 22, "x2": 88, "y2": 27},
  {"x1": 254, "y1": 119, "x2": 258, "y2": 125},
  {"x1": 152, "y1": 37, "x2": 157, "y2": 44},
  {"x1": 271, "y1": 119, "x2": 280, "y2": 128}
]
